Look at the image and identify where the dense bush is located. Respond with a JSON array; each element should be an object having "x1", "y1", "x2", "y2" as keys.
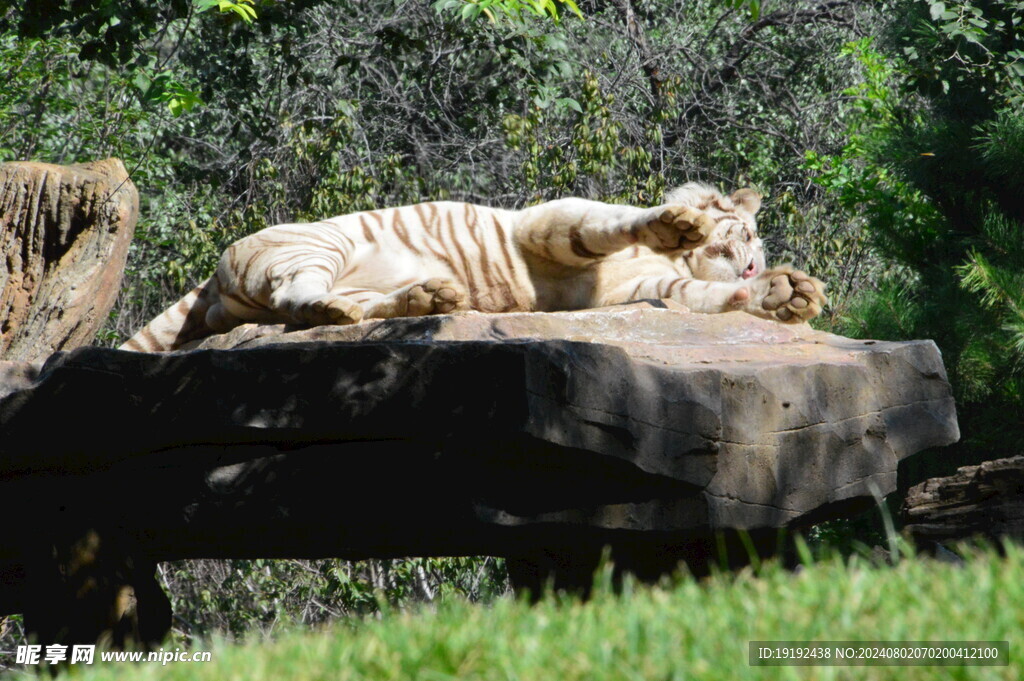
[{"x1": 807, "y1": 0, "x2": 1024, "y2": 472}]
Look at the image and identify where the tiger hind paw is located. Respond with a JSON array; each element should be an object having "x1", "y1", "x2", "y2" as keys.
[
  {"x1": 757, "y1": 267, "x2": 827, "y2": 323},
  {"x1": 304, "y1": 295, "x2": 364, "y2": 325},
  {"x1": 407, "y1": 278, "x2": 468, "y2": 316}
]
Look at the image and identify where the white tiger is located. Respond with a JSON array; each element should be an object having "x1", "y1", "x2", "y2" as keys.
[{"x1": 121, "y1": 183, "x2": 826, "y2": 352}]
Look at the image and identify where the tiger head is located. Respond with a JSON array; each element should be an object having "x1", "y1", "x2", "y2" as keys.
[{"x1": 664, "y1": 183, "x2": 766, "y2": 282}]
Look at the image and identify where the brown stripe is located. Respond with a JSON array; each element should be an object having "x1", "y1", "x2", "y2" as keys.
[
  {"x1": 412, "y1": 203, "x2": 429, "y2": 231},
  {"x1": 465, "y1": 204, "x2": 497, "y2": 297},
  {"x1": 274, "y1": 252, "x2": 314, "y2": 271},
  {"x1": 359, "y1": 215, "x2": 375, "y2": 242},
  {"x1": 253, "y1": 234, "x2": 303, "y2": 248},
  {"x1": 367, "y1": 211, "x2": 385, "y2": 227},
  {"x1": 447, "y1": 209, "x2": 478, "y2": 304},
  {"x1": 332, "y1": 231, "x2": 356, "y2": 261},
  {"x1": 141, "y1": 327, "x2": 162, "y2": 350},
  {"x1": 425, "y1": 203, "x2": 441, "y2": 236},
  {"x1": 464, "y1": 204, "x2": 483, "y2": 249},
  {"x1": 308, "y1": 262, "x2": 334, "y2": 276},
  {"x1": 491, "y1": 215, "x2": 524, "y2": 309},
  {"x1": 703, "y1": 242, "x2": 727, "y2": 258},
  {"x1": 467, "y1": 209, "x2": 498, "y2": 296},
  {"x1": 122, "y1": 337, "x2": 144, "y2": 351},
  {"x1": 392, "y1": 209, "x2": 420, "y2": 254},
  {"x1": 668, "y1": 278, "x2": 693, "y2": 298},
  {"x1": 492, "y1": 216, "x2": 518, "y2": 278},
  {"x1": 541, "y1": 225, "x2": 556, "y2": 261},
  {"x1": 223, "y1": 289, "x2": 267, "y2": 311},
  {"x1": 178, "y1": 302, "x2": 207, "y2": 336},
  {"x1": 422, "y1": 238, "x2": 457, "y2": 277},
  {"x1": 421, "y1": 206, "x2": 458, "y2": 279},
  {"x1": 569, "y1": 221, "x2": 603, "y2": 259},
  {"x1": 239, "y1": 251, "x2": 257, "y2": 285}
]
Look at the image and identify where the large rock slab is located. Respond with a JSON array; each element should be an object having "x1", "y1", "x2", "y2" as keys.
[
  {"x1": 0, "y1": 159, "x2": 137, "y2": 361},
  {"x1": 0, "y1": 304, "x2": 958, "y2": 563}
]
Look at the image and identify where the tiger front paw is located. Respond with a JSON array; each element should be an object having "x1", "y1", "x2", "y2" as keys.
[
  {"x1": 637, "y1": 205, "x2": 717, "y2": 252},
  {"x1": 755, "y1": 266, "x2": 826, "y2": 323},
  {"x1": 407, "y1": 278, "x2": 469, "y2": 316}
]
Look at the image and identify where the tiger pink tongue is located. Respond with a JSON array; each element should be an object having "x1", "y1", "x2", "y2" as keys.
[{"x1": 742, "y1": 262, "x2": 758, "y2": 279}]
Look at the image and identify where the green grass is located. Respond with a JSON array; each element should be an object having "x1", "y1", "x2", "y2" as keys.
[{"x1": 61, "y1": 546, "x2": 1022, "y2": 681}]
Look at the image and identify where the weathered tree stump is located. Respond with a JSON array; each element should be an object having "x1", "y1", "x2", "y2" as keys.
[
  {"x1": 0, "y1": 159, "x2": 137, "y2": 361},
  {"x1": 903, "y1": 455, "x2": 1024, "y2": 546}
]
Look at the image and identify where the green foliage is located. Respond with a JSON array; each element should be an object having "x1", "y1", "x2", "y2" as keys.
[
  {"x1": 61, "y1": 546, "x2": 1024, "y2": 680},
  {"x1": 435, "y1": 0, "x2": 583, "y2": 25},
  {"x1": 728, "y1": 0, "x2": 765, "y2": 22},
  {"x1": 0, "y1": 30, "x2": 164, "y2": 167},
  {"x1": 502, "y1": 71, "x2": 662, "y2": 204},
  {"x1": 160, "y1": 557, "x2": 509, "y2": 642},
  {"x1": 135, "y1": 71, "x2": 204, "y2": 117},
  {"x1": 194, "y1": 0, "x2": 257, "y2": 25},
  {"x1": 1, "y1": 0, "x2": 261, "y2": 119},
  {"x1": 913, "y1": 0, "x2": 1024, "y2": 107},
  {"x1": 806, "y1": 1, "x2": 1024, "y2": 461}
]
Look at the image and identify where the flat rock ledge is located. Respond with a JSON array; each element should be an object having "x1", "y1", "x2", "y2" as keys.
[{"x1": 0, "y1": 304, "x2": 958, "y2": 571}]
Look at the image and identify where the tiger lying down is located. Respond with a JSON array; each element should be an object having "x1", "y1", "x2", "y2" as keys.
[{"x1": 121, "y1": 183, "x2": 826, "y2": 352}]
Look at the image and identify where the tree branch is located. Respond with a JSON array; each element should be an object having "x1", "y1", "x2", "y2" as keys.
[{"x1": 611, "y1": 0, "x2": 663, "y2": 101}]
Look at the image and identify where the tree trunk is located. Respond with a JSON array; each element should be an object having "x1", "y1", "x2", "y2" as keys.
[{"x1": 0, "y1": 158, "x2": 136, "y2": 361}]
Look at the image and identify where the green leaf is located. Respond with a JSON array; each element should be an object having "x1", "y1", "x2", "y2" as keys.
[
  {"x1": 557, "y1": 97, "x2": 582, "y2": 113},
  {"x1": 193, "y1": 0, "x2": 258, "y2": 24}
]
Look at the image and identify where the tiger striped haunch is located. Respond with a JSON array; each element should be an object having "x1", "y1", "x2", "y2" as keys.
[{"x1": 121, "y1": 184, "x2": 826, "y2": 352}]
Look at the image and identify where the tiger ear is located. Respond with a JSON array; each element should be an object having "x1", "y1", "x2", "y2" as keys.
[{"x1": 730, "y1": 188, "x2": 761, "y2": 215}]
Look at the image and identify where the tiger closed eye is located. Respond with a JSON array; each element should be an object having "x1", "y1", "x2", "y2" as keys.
[{"x1": 741, "y1": 227, "x2": 751, "y2": 241}]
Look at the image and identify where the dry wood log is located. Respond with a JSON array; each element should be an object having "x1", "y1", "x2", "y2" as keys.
[{"x1": 903, "y1": 455, "x2": 1024, "y2": 545}]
